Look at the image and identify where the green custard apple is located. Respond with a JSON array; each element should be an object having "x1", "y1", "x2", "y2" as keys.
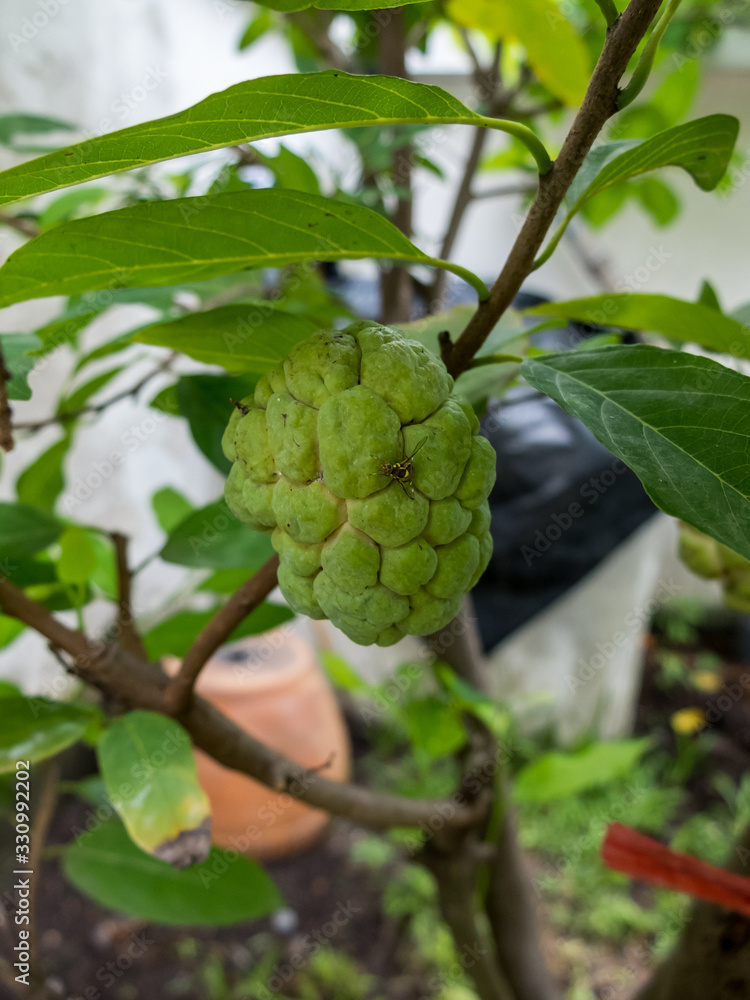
[
  {"x1": 222, "y1": 321, "x2": 496, "y2": 646},
  {"x1": 678, "y1": 521, "x2": 750, "y2": 613}
]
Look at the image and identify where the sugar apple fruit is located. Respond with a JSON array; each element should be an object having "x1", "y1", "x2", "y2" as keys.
[
  {"x1": 222, "y1": 321, "x2": 496, "y2": 646},
  {"x1": 678, "y1": 521, "x2": 750, "y2": 613}
]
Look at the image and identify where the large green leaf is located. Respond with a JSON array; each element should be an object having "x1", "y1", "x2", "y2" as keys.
[
  {"x1": 521, "y1": 345, "x2": 750, "y2": 561},
  {"x1": 0, "y1": 502, "x2": 61, "y2": 559},
  {"x1": 0, "y1": 71, "x2": 550, "y2": 210},
  {"x1": 525, "y1": 293, "x2": 750, "y2": 358},
  {"x1": 63, "y1": 820, "x2": 282, "y2": 924},
  {"x1": 536, "y1": 115, "x2": 739, "y2": 266},
  {"x1": 0, "y1": 189, "x2": 487, "y2": 308},
  {"x1": 134, "y1": 304, "x2": 318, "y2": 373},
  {"x1": 0, "y1": 696, "x2": 97, "y2": 772},
  {"x1": 97, "y1": 711, "x2": 211, "y2": 865},
  {"x1": 144, "y1": 603, "x2": 293, "y2": 660},
  {"x1": 447, "y1": 0, "x2": 590, "y2": 106},
  {"x1": 161, "y1": 500, "x2": 274, "y2": 569},
  {"x1": 514, "y1": 739, "x2": 651, "y2": 803}
]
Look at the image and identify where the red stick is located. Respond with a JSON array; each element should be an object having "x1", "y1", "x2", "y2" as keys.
[{"x1": 602, "y1": 822, "x2": 750, "y2": 918}]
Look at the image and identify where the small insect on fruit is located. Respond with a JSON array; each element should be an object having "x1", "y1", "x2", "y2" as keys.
[{"x1": 376, "y1": 438, "x2": 427, "y2": 499}]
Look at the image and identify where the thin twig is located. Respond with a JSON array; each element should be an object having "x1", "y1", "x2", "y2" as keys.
[
  {"x1": 472, "y1": 182, "x2": 538, "y2": 201},
  {"x1": 11, "y1": 353, "x2": 176, "y2": 433},
  {"x1": 110, "y1": 533, "x2": 147, "y2": 659},
  {"x1": 166, "y1": 553, "x2": 280, "y2": 714},
  {"x1": 428, "y1": 42, "x2": 505, "y2": 311},
  {"x1": 445, "y1": 0, "x2": 664, "y2": 378},
  {"x1": 0, "y1": 342, "x2": 14, "y2": 452},
  {"x1": 0, "y1": 573, "x2": 485, "y2": 831},
  {"x1": 0, "y1": 213, "x2": 39, "y2": 239},
  {"x1": 593, "y1": 0, "x2": 621, "y2": 27},
  {"x1": 429, "y1": 126, "x2": 490, "y2": 311}
]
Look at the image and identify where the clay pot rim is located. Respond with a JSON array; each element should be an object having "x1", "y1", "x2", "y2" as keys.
[{"x1": 161, "y1": 626, "x2": 317, "y2": 696}]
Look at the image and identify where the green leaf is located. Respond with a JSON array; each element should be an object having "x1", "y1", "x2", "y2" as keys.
[
  {"x1": 0, "y1": 502, "x2": 61, "y2": 559},
  {"x1": 63, "y1": 820, "x2": 282, "y2": 924},
  {"x1": 448, "y1": 0, "x2": 590, "y2": 106},
  {"x1": 261, "y1": 145, "x2": 321, "y2": 196},
  {"x1": 521, "y1": 345, "x2": 750, "y2": 562},
  {"x1": 1, "y1": 333, "x2": 42, "y2": 400},
  {"x1": 177, "y1": 374, "x2": 258, "y2": 473},
  {"x1": 514, "y1": 738, "x2": 651, "y2": 803},
  {"x1": 634, "y1": 176, "x2": 680, "y2": 227},
  {"x1": 161, "y1": 500, "x2": 275, "y2": 570},
  {"x1": 34, "y1": 306, "x2": 103, "y2": 356},
  {"x1": 134, "y1": 304, "x2": 317, "y2": 374},
  {"x1": 58, "y1": 365, "x2": 124, "y2": 413},
  {"x1": 0, "y1": 617, "x2": 24, "y2": 651},
  {"x1": 239, "y1": 8, "x2": 274, "y2": 50},
  {"x1": 433, "y1": 661, "x2": 511, "y2": 737},
  {"x1": 524, "y1": 293, "x2": 750, "y2": 358},
  {"x1": 197, "y1": 568, "x2": 259, "y2": 594},
  {"x1": 537, "y1": 115, "x2": 739, "y2": 266},
  {"x1": 144, "y1": 603, "x2": 293, "y2": 659},
  {"x1": 152, "y1": 487, "x2": 193, "y2": 534},
  {"x1": 0, "y1": 188, "x2": 487, "y2": 308},
  {"x1": 85, "y1": 531, "x2": 118, "y2": 599},
  {"x1": 698, "y1": 280, "x2": 722, "y2": 313},
  {"x1": 319, "y1": 651, "x2": 368, "y2": 692},
  {"x1": 0, "y1": 71, "x2": 550, "y2": 210},
  {"x1": 405, "y1": 696, "x2": 466, "y2": 757},
  {"x1": 97, "y1": 711, "x2": 211, "y2": 864},
  {"x1": 0, "y1": 113, "x2": 74, "y2": 148},
  {"x1": 0, "y1": 678, "x2": 22, "y2": 697},
  {"x1": 39, "y1": 186, "x2": 110, "y2": 231},
  {"x1": 15, "y1": 434, "x2": 71, "y2": 512},
  {"x1": 0, "y1": 696, "x2": 95, "y2": 772},
  {"x1": 149, "y1": 383, "x2": 180, "y2": 416},
  {"x1": 56, "y1": 526, "x2": 98, "y2": 585}
]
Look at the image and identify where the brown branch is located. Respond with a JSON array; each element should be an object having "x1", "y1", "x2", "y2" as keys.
[
  {"x1": 166, "y1": 553, "x2": 280, "y2": 714},
  {"x1": 445, "y1": 0, "x2": 664, "y2": 378},
  {"x1": 0, "y1": 573, "x2": 485, "y2": 831},
  {"x1": 0, "y1": 342, "x2": 14, "y2": 452},
  {"x1": 11, "y1": 354, "x2": 176, "y2": 433},
  {"x1": 110, "y1": 533, "x2": 147, "y2": 660}
]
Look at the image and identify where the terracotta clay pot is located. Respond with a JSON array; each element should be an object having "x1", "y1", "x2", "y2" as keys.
[{"x1": 165, "y1": 627, "x2": 350, "y2": 860}]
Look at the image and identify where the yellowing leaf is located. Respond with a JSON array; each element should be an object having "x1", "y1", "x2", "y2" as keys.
[
  {"x1": 97, "y1": 711, "x2": 211, "y2": 867},
  {"x1": 449, "y1": 0, "x2": 590, "y2": 106}
]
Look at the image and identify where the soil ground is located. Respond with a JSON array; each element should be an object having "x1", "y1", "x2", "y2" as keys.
[{"x1": 2, "y1": 609, "x2": 749, "y2": 1000}]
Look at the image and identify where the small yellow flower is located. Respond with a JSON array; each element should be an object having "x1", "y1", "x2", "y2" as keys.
[
  {"x1": 670, "y1": 707, "x2": 706, "y2": 735},
  {"x1": 693, "y1": 671, "x2": 723, "y2": 693}
]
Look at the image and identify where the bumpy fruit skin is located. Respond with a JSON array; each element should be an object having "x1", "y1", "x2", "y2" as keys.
[
  {"x1": 223, "y1": 321, "x2": 496, "y2": 646},
  {"x1": 678, "y1": 522, "x2": 750, "y2": 613}
]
